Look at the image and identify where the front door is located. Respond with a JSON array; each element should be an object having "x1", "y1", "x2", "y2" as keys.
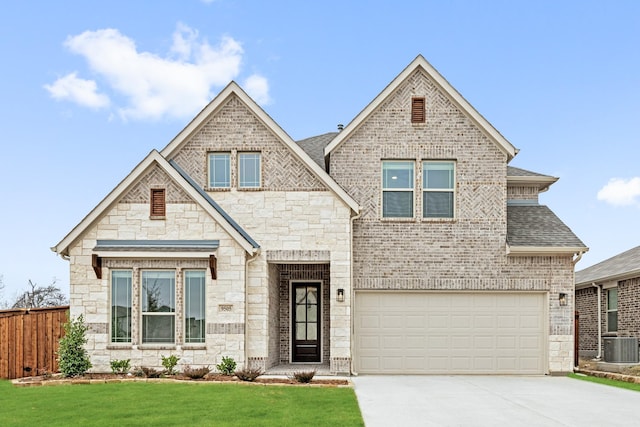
[{"x1": 292, "y1": 283, "x2": 321, "y2": 362}]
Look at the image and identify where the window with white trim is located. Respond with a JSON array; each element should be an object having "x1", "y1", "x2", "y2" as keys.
[
  {"x1": 111, "y1": 270, "x2": 132, "y2": 343},
  {"x1": 238, "y1": 152, "x2": 261, "y2": 188},
  {"x1": 208, "y1": 153, "x2": 231, "y2": 188},
  {"x1": 423, "y1": 161, "x2": 455, "y2": 218},
  {"x1": 607, "y1": 288, "x2": 618, "y2": 333},
  {"x1": 184, "y1": 270, "x2": 206, "y2": 343},
  {"x1": 382, "y1": 161, "x2": 414, "y2": 218},
  {"x1": 141, "y1": 271, "x2": 176, "y2": 344}
]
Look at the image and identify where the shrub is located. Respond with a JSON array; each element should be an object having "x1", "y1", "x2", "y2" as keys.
[
  {"x1": 141, "y1": 367, "x2": 162, "y2": 378},
  {"x1": 289, "y1": 369, "x2": 316, "y2": 383},
  {"x1": 161, "y1": 354, "x2": 180, "y2": 375},
  {"x1": 182, "y1": 365, "x2": 211, "y2": 379},
  {"x1": 57, "y1": 314, "x2": 92, "y2": 377},
  {"x1": 110, "y1": 359, "x2": 131, "y2": 375},
  {"x1": 235, "y1": 367, "x2": 263, "y2": 382},
  {"x1": 131, "y1": 367, "x2": 146, "y2": 377},
  {"x1": 216, "y1": 356, "x2": 237, "y2": 375}
]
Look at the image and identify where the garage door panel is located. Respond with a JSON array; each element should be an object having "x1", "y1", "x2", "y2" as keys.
[{"x1": 355, "y1": 292, "x2": 546, "y2": 374}]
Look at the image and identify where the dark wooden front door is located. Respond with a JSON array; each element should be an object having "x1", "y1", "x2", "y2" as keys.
[{"x1": 292, "y1": 283, "x2": 321, "y2": 362}]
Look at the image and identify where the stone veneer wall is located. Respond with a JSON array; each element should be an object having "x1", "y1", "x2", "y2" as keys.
[
  {"x1": 68, "y1": 198, "x2": 247, "y2": 372},
  {"x1": 328, "y1": 68, "x2": 576, "y2": 373}
]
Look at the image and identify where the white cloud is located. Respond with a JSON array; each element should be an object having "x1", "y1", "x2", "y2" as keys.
[
  {"x1": 597, "y1": 177, "x2": 640, "y2": 207},
  {"x1": 44, "y1": 72, "x2": 110, "y2": 109},
  {"x1": 47, "y1": 24, "x2": 270, "y2": 121},
  {"x1": 243, "y1": 74, "x2": 271, "y2": 105}
]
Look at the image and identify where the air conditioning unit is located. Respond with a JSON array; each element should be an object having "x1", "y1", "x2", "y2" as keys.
[{"x1": 603, "y1": 337, "x2": 639, "y2": 363}]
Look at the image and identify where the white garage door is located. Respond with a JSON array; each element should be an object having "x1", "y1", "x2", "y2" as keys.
[{"x1": 354, "y1": 292, "x2": 546, "y2": 374}]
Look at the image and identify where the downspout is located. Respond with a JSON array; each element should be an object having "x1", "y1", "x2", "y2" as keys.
[
  {"x1": 244, "y1": 250, "x2": 260, "y2": 369},
  {"x1": 592, "y1": 283, "x2": 602, "y2": 360},
  {"x1": 349, "y1": 209, "x2": 362, "y2": 376}
]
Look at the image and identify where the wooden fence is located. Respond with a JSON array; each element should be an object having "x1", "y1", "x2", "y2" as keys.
[{"x1": 0, "y1": 306, "x2": 68, "y2": 379}]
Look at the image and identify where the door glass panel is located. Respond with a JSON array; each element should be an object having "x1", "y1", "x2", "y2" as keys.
[
  {"x1": 296, "y1": 323, "x2": 306, "y2": 340},
  {"x1": 296, "y1": 288, "x2": 306, "y2": 304},
  {"x1": 307, "y1": 288, "x2": 317, "y2": 304},
  {"x1": 296, "y1": 304, "x2": 306, "y2": 321},
  {"x1": 307, "y1": 323, "x2": 317, "y2": 340},
  {"x1": 307, "y1": 305, "x2": 317, "y2": 322}
]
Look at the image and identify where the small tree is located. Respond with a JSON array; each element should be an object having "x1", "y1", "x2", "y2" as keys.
[
  {"x1": 12, "y1": 279, "x2": 68, "y2": 309},
  {"x1": 58, "y1": 314, "x2": 92, "y2": 377}
]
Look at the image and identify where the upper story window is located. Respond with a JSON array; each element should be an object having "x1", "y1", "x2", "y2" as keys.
[
  {"x1": 141, "y1": 271, "x2": 176, "y2": 344},
  {"x1": 208, "y1": 153, "x2": 230, "y2": 188},
  {"x1": 238, "y1": 152, "x2": 261, "y2": 188},
  {"x1": 423, "y1": 161, "x2": 455, "y2": 218},
  {"x1": 382, "y1": 161, "x2": 414, "y2": 218},
  {"x1": 607, "y1": 287, "x2": 618, "y2": 333}
]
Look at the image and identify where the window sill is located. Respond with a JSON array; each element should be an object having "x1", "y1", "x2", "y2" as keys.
[
  {"x1": 206, "y1": 187, "x2": 231, "y2": 192},
  {"x1": 138, "y1": 345, "x2": 176, "y2": 350},
  {"x1": 107, "y1": 344, "x2": 133, "y2": 350},
  {"x1": 237, "y1": 187, "x2": 262, "y2": 191},
  {"x1": 149, "y1": 215, "x2": 166, "y2": 220},
  {"x1": 181, "y1": 345, "x2": 207, "y2": 350},
  {"x1": 381, "y1": 217, "x2": 417, "y2": 223}
]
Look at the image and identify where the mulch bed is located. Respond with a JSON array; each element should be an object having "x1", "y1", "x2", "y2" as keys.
[{"x1": 12, "y1": 373, "x2": 350, "y2": 387}]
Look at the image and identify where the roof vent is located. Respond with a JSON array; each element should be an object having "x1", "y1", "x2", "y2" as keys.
[{"x1": 337, "y1": 124, "x2": 344, "y2": 131}]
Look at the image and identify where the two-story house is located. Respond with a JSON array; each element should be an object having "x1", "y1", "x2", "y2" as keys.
[{"x1": 52, "y1": 55, "x2": 586, "y2": 375}]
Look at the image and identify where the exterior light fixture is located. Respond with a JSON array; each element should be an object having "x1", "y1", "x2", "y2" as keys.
[
  {"x1": 336, "y1": 288, "x2": 345, "y2": 303},
  {"x1": 559, "y1": 293, "x2": 568, "y2": 306}
]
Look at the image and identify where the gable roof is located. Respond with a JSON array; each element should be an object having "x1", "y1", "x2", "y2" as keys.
[
  {"x1": 52, "y1": 150, "x2": 260, "y2": 258},
  {"x1": 324, "y1": 55, "x2": 518, "y2": 161},
  {"x1": 296, "y1": 132, "x2": 338, "y2": 170},
  {"x1": 507, "y1": 166, "x2": 558, "y2": 192},
  {"x1": 506, "y1": 204, "x2": 587, "y2": 255},
  {"x1": 160, "y1": 82, "x2": 359, "y2": 213},
  {"x1": 575, "y1": 245, "x2": 640, "y2": 286}
]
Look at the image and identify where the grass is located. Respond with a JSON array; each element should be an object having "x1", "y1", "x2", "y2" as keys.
[
  {"x1": 0, "y1": 380, "x2": 364, "y2": 426},
  {"x1": 569, "y1": 373, "x2": 640, "y2": 392}
]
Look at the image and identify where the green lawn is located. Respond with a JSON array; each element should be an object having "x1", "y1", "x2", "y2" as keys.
[
  {"x1": 569, "y1": 372, "x2": 640, "y2": 392},
  {"x1": 0, "y1": 380, "x2": 364, "y2": 426}
]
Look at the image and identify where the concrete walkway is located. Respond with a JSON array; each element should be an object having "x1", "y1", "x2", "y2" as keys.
[{"x1": 353, "y1": 375, "x2": 640, "y2": 426}]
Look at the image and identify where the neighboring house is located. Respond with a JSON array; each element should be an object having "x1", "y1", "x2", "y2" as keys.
[
  {"x1": 52, "y1": 55, "x2": 586, "y2": 375},
  {"x1": 575, "y1": 246, "x2": 640, "y2": 360}
]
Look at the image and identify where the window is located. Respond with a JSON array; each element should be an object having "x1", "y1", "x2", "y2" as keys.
[
  {"x1": 111, "y1": 270, "x2": 132, "y2": 343},
  {"x1": 141, "y1": 271, "x2": 175, "y2": 343},
  {"x1": 607, "y1": 288, "x2": 618, "y2": 332},
  {"x1": 150, "y1": 188, "x2": 166, "y2": 217},
  {"x1": 238, "y1": 153, "x2": 261, "y2": 188},
  {"x1": 184, "y1": 271, "x2": 206, "y2": 343},
  {"x1": 382, "y1": 161, "x2": 414, "y2": 218},
  {"x1": 423, "y1": 161, "x2": 455, "y2": 218},
  {"x1": 208, "y1": 153, "x2": 230, "y2": 188},
  {"x1": 411, "y1": 97, "x2": 425, "y2": 123}
]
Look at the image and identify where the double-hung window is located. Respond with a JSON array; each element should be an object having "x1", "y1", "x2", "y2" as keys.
[
  {"x1": 238, "y1": 152, "x2": 261, "y2": 188},
  {"x1": 423, "y1": 161, "x2": 455, "y2": 218},
  {"x1": 141, "y1": 271, "x2": 176, "y2": 344},
  {"x1": 208, "y1": 153, "x2": 231, "y2": 188},
  {"x1": 607, "y1": 288, "x2": 618, "y2": 333},
  {"x1": 184, "y1": 270, "x2": 206, "y2": 343},
  {"x1": 111, "y1": 270, "x2": 132, "y2": 343},
  {"x1": 382, "y1": 161, "x2": 414, "y2": 218}
]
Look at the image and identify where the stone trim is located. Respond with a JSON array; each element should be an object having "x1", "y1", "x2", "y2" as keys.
[{"x1": 266, "y1": 250, "x2": 331, "y2": 263}]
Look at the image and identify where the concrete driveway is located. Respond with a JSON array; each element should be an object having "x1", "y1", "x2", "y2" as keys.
[{"x1": 352, "y1": 375, "x2": 640, "y2": 426}]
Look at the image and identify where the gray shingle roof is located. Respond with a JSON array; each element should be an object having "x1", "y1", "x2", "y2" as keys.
[
  {"x1": 507, "y1": 205, "x2": 586, "y2": 249},
  {"x1": 296, "y1": 132, "x2": 338, "y2": 170},
  {"x1": 575, "y1": 245, "x2": 640, "y2": 285},
  {"x1": 507, "y1": 166, "x2": 554, "y2": 178}
]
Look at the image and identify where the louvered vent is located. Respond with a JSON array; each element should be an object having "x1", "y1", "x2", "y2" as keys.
[
  {"x1": 411, "y1": 97, "x2": 425, "y2": 123},
  {"x1": 150, "y1": 188, "x2": 166, "y2": 217}
]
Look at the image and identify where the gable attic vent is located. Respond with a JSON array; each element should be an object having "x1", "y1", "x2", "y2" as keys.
[
  {"x1": 150, "y1": 188, "x2": 166, "y2": 217},
  {"x1": 411, "y1": 97, "x2": 425, "y2": 123}
]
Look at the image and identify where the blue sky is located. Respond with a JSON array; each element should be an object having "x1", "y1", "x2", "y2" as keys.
[{"x1": 1, "y1": 0, "x2": 639, "y2": 301}]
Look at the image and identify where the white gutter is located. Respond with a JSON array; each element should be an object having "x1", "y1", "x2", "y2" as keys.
[
  {"x1": 349, "y1": 209, "x2": 362, "y2": 376},
  {"x1": 592, "y1": 283, "x2": 602, "y2": 360}
]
